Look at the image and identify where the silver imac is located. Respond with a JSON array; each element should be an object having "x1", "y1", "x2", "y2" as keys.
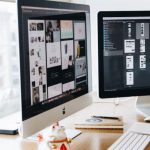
[{"x1": 18, "y1": 0, "x2": 92, "y2": 138}]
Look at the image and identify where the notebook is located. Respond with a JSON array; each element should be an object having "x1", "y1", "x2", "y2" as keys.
[{"x1": 74, "y1": 116, "x2": 123, "y2": 129}]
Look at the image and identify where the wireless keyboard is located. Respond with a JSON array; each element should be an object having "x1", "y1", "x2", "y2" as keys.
[{"x1": 108, "y1": 122, "x2": 150, "y2": 150}]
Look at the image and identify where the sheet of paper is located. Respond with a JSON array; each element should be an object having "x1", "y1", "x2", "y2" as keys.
[
  {"x1": 126, "y1": 56, "x2": 134, "y2": 69},
  {"x1": 47, "y1": 42, "x2": 61, "y2": 68},
  {"x1": 74, "y1": 21, "x2": 85, "y2": 40},
  {"x1": 61, "y1": 20, "x2": 73, "y2": 39},
  {"x1": 48, "y1": 83, "x2": 62, "y2": 98},
  {"x1": 28, "y1": 20, "x2": 47, "y2": 105},
  {"x1": 140, "y1": 55, "x2": 146, "y2": 69},
  {"x1": 124, "y1": 39, "x2": 135, "y2": 53},
  {"x1": 61, "y1": 40, "x2": 74, "y2": 70},
  {"x1": 126, "y1": 72, "x2": 134, "y2": 85},
  {"x1": 129, "y1": 122, "x2": 150, "y2": 135}
]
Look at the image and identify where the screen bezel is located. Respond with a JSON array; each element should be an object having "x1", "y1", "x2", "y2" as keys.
[
  {"x1": 18, "y1": 0, "x2": 90, "y2": 120},
  {"x1": 98, "y1": 11, "x2": 150, "y2": 98}
]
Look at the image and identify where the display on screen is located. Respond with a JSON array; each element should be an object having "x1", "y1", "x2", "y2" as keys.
[
  {"x1": 103, "y1": 17, "x2": 150, "y2": 91},
  {"x1": 28, "y1": 18, "x2": 87, "y2": 106}
]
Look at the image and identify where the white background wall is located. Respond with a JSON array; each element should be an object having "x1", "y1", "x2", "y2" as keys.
[{"x1": 71, "y1": 0, "x2": 150, "y2": 93}]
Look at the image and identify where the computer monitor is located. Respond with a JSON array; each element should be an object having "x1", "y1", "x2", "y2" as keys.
[
  {"x1": 18, "y1": 0, "x2": 92, "y2": 138},
  {"x1": 98, "y1": 11, "x2": 150, "y2": 119}
]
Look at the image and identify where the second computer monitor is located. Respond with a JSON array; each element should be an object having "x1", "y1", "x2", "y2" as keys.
[{"x1": 98, "y1": 11, "x2": 150, "y2": 98}]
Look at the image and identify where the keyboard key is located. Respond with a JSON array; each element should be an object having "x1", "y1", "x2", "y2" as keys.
[
  {"x1": 120, "y1": 133, "x2": 138, "y2": 150},
  {"x1": 127, "y1": 134, "x2": 143, "y2": 150},
  {"x1": 132, "y1": 135, "x2": 148, "y2": 149},
  {"x1": 108, "y1": 132, "x2": 133, "y2": 150},
  {"x1": 138, "y1": 136, "x2": 150, "y2": 150}
]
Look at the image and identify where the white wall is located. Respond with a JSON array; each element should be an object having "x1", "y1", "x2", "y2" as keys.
[{"x1": 71, "y1": 0, "x2": 150, "y2": 93}]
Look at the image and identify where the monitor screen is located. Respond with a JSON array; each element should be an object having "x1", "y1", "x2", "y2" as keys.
[
  {"x1": 18, "y1": 1, "x2": 90, "y2": 121},
  {"x1": 98, "y1": 11, "x2": 150, "y2": 98}
]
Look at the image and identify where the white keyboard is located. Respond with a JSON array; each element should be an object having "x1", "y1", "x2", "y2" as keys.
[
  {"x1": 108, "y1": 131, "x2": 150, "y2": 150},
  {"x1": 108, "y1": 122, "x2": 150, "y2": 150}
]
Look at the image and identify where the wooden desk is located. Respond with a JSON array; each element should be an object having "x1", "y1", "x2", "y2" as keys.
[{"x1": 0, "y1": 93, "x2": 149, "y2": 150}]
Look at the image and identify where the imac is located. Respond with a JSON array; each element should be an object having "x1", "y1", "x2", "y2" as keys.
[
  {"x1": 18, "y1": 0, "x2": 92, "y2": 138},
  {"x1": 98, "y1": 11, "x2": 150, "y2": 121}
]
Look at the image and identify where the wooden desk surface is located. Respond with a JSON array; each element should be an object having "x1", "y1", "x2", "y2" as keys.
[{"x1": 0, "y1": 93, "x2": 150, "y2": 150}]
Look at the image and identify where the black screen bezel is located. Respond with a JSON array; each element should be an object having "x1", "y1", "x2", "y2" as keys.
[
  {"x1": 18, "y1": 0, "x2": 90, "y2": 120},
  {"x1": 98, "y1": 11, "x2": 150, "y2": 98}
]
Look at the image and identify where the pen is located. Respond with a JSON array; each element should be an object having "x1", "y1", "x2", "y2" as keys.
[{"x1": 92, "y1": 116, "x2": 120, "y2": 120}]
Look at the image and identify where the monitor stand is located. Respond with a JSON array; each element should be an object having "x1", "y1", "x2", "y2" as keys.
[
  {"x1": 136, "y1": 96, "x2": 150, "y2": 122},
  {"x1": 114, "y1": 98, "x2": 120, "y2": 106}
]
